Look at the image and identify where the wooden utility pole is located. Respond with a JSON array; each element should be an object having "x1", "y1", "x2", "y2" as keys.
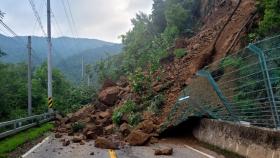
[
  {"x1": 47, "y1": 0, "x2": 53, "y2": 111},
  {"x1": 27, "y1": 36, "x2": 32, "y2": 116}
]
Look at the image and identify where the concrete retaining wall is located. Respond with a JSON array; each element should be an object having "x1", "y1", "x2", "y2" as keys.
[{"x1": 193, "y1": 119, "x2": 280, "y2": 158}]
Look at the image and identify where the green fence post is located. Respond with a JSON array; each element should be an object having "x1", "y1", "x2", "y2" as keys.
[
  {"x1": 247, "y1": 44, "x2": 279, "y2": 129},
  {"x1": 196, "y1": 70, "x2": 239, "y2": 122}
]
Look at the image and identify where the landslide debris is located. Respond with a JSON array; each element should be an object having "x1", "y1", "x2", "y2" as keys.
[
  {"x1": 154, "y1": 147, "x2": 173, "y2": 156},
  {"x1": 54, "y1": 0, "x2": 257, "y2": 149}
]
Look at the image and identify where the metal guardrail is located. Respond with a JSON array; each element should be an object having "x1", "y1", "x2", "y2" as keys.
[{"x1": 0, "y1": 113, "x2": 54, "y2": 139}]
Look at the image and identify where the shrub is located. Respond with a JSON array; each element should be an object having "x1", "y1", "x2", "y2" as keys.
[
  {"x1": 174, "y1": 48, "x2": 187, "y2": 58},
  {"x1": 112, "y1": 100, "x2": 138, "y2": 125},
  {"x1": 71, "y1": 122, "x2": 85, "y2": 133},
  {"x1": 128, "y1": 113, "x2": 142, "y2": 126},
  {"x1": 128, "y1": 68, "x2": 151, "y2": 93}
]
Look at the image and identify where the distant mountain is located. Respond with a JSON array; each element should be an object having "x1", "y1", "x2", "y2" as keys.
[
  {"x1": 57, "y1": 44, "x2": 122, "y2": 83},
  {"x1": 0, "y1": 34, "x2": 120, "y2": 63},
  {"x1": 0, "y1": 34, "x2": 122, "y2": 82}
]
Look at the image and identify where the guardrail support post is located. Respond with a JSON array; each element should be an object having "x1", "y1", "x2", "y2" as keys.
[
  {"x1": 13, "y1": 122, "x2": 16, "y2": 129},
  {"x1": 196, "y1": 70, "x2": 238, "y2": 122},
  {"x1": 247, "y1": 44, "x2": 279, "y2": 129}
]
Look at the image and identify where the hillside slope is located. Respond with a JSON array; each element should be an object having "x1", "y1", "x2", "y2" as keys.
[{"x1": 55, "y1": 0, "x2": 257, "y2": 148}]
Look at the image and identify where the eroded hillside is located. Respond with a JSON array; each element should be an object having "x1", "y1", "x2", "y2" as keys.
[{"x1": 54, "y1": 0, "x2": 257, "y2": 148}]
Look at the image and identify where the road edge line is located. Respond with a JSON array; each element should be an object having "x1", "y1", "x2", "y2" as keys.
[
  {"x1": 184, "y1": 145, "x2": 215, "y2": 158},
  {"x1": 21, "y1": 136, "x2": 50, "y2": 158}
]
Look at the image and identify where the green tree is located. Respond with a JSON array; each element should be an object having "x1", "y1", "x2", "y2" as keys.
[
  {"x1": 0, "y1": 63, "x2": 28, "y2": 121},
  {"x1": 150, "y1": 0, "x2": 167, "y2": 34},
  {"x1": 165, "y1": 2, "x2": 189, "y2": 32},
  {"x1": 257, "y1": 0, "x2": 280, "y2": 36}
]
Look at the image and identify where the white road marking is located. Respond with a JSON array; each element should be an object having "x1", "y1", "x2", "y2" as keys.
[
  {"x1": 21, "y1": 136, "x2": 50, "y2": 158},
  {"x1": 184, "y1": 145, "x2": 215, "y2": 158}
]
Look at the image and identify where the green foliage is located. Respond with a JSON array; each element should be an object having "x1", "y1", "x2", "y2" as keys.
[
  {"x1": 71, "y1": 122, "x2": 85, "y2": 133},
  {"x1": 94, "y1": 0, "x2": 200, "y2": 84},
  {"x1": 112, "y1": 100, "x2": 141, "y2": 126},
  {"x1": 250, "y1": 0, "x2": 280, "y2": 38},
  {"x1": 174, "y1": 48, "x2": 187, "y2": 58},
  {"x1": 128, "y1": 68, "x2": 151, "y2": 94},
  {"x1": 0, "y1": 63, "x2": 29, "y2": 121},
  {"x1": 247, "y1": 33, "x2": 258, "y2": 43},
  {"x1": 0, "y1": 62, "x2": 96, "y2": 122},
  {"x1": 165, "y1": 2, "x2": 189, "y2": 32},
  {"x1": 258, "y1": 0, "x2": 280, "y2": 36},
  {"x1": 221, "y1": 57, "x2": 243, "y2": 68},
  {"x1": 128, "y1": 113, "x2": 142, "y2": 126},
  {"x1": 0, "y1": 123, "x2": 53, "y2": 157}
]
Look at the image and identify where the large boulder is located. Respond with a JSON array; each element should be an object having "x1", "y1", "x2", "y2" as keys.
[
  {"x1": 126, "y1": 130, "x2": 151, "y2": 146},
  {"x1": 98, "y1": 86, "x2": 120, "y2": 106},
  {"x1": 94, "y1": 137, "x2": 119, "y2": 149},
  {"x1": 136, "y1": 120, "x2": 158, "y2": 134}
]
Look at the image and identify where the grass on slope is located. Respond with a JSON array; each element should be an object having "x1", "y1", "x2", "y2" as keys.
[{"x1": 0, "y1": 123, "x2": 53, "y2": 157}]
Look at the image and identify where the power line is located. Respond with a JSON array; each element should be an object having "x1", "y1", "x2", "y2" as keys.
[
  {"x1": 31, "y1": 0, "x2": 45, "y2": 35},
  {"x1": 65, "y1": 0, "x2": 79, "y2": 37},
  {"x1": 28, "y1": 0, "x2": 47, "y2": 37},
  {"x1": 0, "y1": 20, "x2": 18, "y2": 37},
  {"x1": 61, "y1": 0, "x2": 76, "y2": 38},
  {"x1": 0, "y1": 17, "x2": 43, "y2": 63}
]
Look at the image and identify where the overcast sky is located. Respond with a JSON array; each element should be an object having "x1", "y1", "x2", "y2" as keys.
[{"x1": 0, "y1": 0, "x2": 153, "y2": 43}]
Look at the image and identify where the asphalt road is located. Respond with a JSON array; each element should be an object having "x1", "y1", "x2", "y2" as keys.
[{"x1": 23, "y1": 135, "x2": 218, "y2": 158}]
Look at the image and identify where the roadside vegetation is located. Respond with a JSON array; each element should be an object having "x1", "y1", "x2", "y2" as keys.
[
  {"x1": 0, "y1": 123, "x2": 53, "y2": 158},
  {"x1": 248, "y1": 0, "x2": 280, "y2": 42},
  {"x1": 0, "y1": 61, "x2": 96, "y2": 122}
]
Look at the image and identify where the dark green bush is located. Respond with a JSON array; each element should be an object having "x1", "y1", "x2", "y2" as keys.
[
  {"x1": 128, "y1": 68, "x2": 151, "y2": 94},
  {"x1": 71, "y1": 122, "x2": 85, "y2": 133},
  {"x1": 112, "y1": 100, "x2": 138, "y2": 125},
  {"x1": 128, "y1": 113, "x2": 142, "y2": 126}
]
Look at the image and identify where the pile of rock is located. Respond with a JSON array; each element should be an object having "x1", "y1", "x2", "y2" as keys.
[{"x1": 54, "y1": 79, "x2": 161, "y2": 149}]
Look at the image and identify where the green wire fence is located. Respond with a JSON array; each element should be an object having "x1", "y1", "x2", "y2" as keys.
[{"x1": 161, "y1": 35, "x2": 280, "y2": 131}]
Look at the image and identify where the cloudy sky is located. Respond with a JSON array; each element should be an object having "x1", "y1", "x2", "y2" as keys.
[{"x1": 0, "y1": 0, "x2": 153, "y2": 43}]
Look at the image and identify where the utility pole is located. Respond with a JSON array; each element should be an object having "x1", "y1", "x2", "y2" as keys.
[
  {"x1": 81, "y1": 56, "x2": 84, "y2": 79},
  {"x1": 47, "y1": 0, "x2": 53, "y2": 111},
  {"x1": 87, "y1": 74, "x2": 90, "y2": 87},
  {"x1": 27, "y1": 36, "x2": 32, "y2": 116}
]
